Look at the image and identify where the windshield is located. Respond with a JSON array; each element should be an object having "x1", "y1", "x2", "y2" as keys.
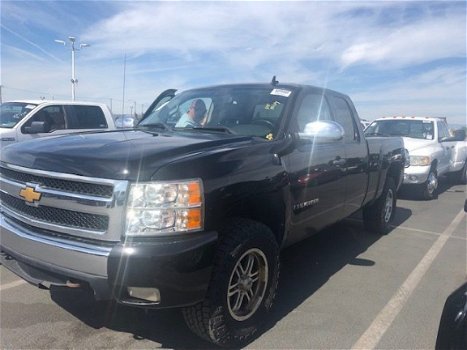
[
  {"x1": 139, "y1": 86, "x2": 293, "y2": 139},
  {"x1": 365, "y1": 119, "x2": 435, "y2": 140},
  {"x1": 0, "y1": 102, "x2": 37, "y2": 128}
]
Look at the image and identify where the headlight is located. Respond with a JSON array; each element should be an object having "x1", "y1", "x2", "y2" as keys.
[
  {"x1": 404, "y1": 148, "x2": 410, "y2": 168},
  {"x1": 125, "y1": 179, "x2": 204, "y2": 236},
  {"x1": 409, "y1": 155, "x2": 431, "y2": 166}
]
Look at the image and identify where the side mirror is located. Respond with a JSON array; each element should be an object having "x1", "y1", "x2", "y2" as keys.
[
  {"x1": 298, "y1": 120, "x2": 344, "y2": 143},
  {"x1": 440, "y1": 136, "x2": 457, "y2": 143},
  {"x1": 24, "y1": 121, "x2": 47, "y2": 134},
  {"x1": 453, "y1": 129, "x2": 466, "y2": 141}
]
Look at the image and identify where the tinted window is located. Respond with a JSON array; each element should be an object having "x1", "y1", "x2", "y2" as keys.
[
  {"x1": 329, "y1": 96, "x2": 358, "y2": 142},
  {"x1": 22, "y1": 105, "x2": 65, "y2": 133},
  {"x1": 65, "y1": 106, "x2": 108, "y2": 129},
  {"x1": 365, "y1": 120, "x2": 434, "y2": 140},
  {"x1": 296, "y1": 93, "x2": 332, "y2": 132},
  {"x1": 139, "y1": 86, "x2": 293, "y2": 139},
  {"x1": 437, "y1": 121, "x2": 450, "y2": 140}
]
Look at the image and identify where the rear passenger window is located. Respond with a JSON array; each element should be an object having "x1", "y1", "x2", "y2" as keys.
[
  {"x1": 329, "y1": 96, "x2": 359, "y2": 142},
  {"x1": 65, "y1": 106, "x2": 108, "y2": 129}
]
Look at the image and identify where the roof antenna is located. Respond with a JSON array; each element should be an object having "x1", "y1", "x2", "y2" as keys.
[{"x1": 271, "y1": 75, "x2": 279, "y2": 86}]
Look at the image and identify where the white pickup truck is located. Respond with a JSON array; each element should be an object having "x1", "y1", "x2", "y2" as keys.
[
  {"x1": 365, "y1": 116, "x2": 467, "y2": 199},
  {"x1": 0, "y1": 100, "x2": 116, "y2": 147}
]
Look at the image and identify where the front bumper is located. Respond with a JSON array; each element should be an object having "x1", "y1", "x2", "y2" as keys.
[
  {"x1": 0, "y1": 212, "x2": 217, "y2": 308},
  {"x1": 403, "y1": 165, "x2": 431, "y2": 184}
]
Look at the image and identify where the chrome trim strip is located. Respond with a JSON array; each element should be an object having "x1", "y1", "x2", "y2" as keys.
[
  {"x1": 0, "y1": 213, "x2": 112, "y2": 255},
  {"x1": 1, "y1": 205, "x2": 106, "y2": 236},
  {"x1": 0, "y1": 213, "x2": 111, "y2": 277},
  {"x1": 0, "y1": 163, "x2": 129, "y2": 242},
  {"x1": 0, "y1": 162, "x2": 123, "y2": 187},
  {"x1": 0, "y1": 176, "x2": 115, "y2": 214}
]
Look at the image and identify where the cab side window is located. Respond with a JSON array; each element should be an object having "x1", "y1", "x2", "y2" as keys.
[
  {"x1": 22, "y1": 106, "x2": 65, "y2": 133},
  {"x1": 296, "y1": 93, "x2": 332, "y2": 132},
  {"x1": 65, "y1": 106, "x2": 108, "y2": 129},
  {"x1": 329, "y1": 96, "x2": 359, "y2": 142},
  {"x1": 437, "y1": 121, "x2": 450, "y2": 140}
]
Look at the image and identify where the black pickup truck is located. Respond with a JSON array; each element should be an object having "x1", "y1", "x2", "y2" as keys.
[{"x1": 0, "y1": 82, "x2": 405, "y2": 346}]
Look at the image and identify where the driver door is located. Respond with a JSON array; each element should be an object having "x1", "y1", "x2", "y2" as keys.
[
  {"x1": 141, "y1": 89, "x2": 177, "y2": 121},
  {"x1": 282, "y1": 91, "x2": 346, "y2": 244}
]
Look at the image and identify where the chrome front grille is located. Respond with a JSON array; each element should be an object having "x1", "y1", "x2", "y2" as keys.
[
  {"x1": 0, "y1": 167, "x2": 114, "y2": 197},
  {"x1": 0, "y1": 163, "x2": 129, "y2": 242},
  {"x1": 0, "y1": 192, "x2": 109, "y2": 231}
]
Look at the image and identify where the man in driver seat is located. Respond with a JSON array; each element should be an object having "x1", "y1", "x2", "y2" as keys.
[{"x1": 176, "y1": 99, "x2": 207, "y2": 128}]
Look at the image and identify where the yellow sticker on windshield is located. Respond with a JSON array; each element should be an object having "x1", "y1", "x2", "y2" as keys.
[
  {"x1": 265, "y1": 101, "x2": 280, "y2": 110},
  {"x1": 266, "y1": 133, "x2": 274, "y2": 141}
]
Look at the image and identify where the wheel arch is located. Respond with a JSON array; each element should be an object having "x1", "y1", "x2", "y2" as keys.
[{"x1": 222, "y1": 192, "x2": 287, "y2": 247}]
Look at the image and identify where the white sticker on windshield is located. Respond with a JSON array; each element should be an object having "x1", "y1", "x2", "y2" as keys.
[
  {"x1": 422, "y1": 120, "x2": 431, "y2": 123},
  {"x1": 270, "y1": 88, "x2": 291, "y2": 97},
  {"x1": 25, "y1": 105, "x2": 36, "y2": 109}
]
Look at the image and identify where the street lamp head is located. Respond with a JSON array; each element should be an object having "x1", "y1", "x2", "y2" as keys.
[
  {"x1": 54, "y1": 39, "x2": 66, "y2": 45},
  {"x1": 68, "y1": 36, "x2": 76, "y2": 42},
  {"x1": 80, "y1": 43, "x2": 90, "y2": 49}
]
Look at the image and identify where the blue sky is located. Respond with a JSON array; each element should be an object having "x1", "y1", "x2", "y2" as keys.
[{"x1": 1, "y1": 1, "x2": 466, "y2": 125}]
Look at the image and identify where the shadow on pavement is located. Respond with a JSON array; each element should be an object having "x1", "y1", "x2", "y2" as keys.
[{"x1": 50, "y1": 207, "x2": 412, "y2": 349}]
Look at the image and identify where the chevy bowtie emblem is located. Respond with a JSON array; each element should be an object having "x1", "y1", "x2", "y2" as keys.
[{"x1": 19, "y1": 186, "x2": 42, "y2": 204}]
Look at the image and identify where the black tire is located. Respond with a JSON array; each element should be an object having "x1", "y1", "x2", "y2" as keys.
[
  {"x1": 182, "y1": 218, "x2": 280, "y2": 347},
  {"x1": 421, "y1": 168, "x2": 438, "y2": 200},
  {"x1": 363, "y1": 178, "x2": 397, "y2": 234}
]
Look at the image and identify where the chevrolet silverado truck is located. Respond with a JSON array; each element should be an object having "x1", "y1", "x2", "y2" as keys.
[
  {"x1": 365, "y1": 116, "x2": 467, "y2": 199},
  {"x1": 0, "y1": 100, "x2": 116, "y2": 147},
  {"x1": 0, "y1": 82, "x2": 406, "y2": 347}
]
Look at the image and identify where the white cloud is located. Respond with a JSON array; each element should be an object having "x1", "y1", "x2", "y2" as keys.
[
  {"x1": 351, "y1": 66, "x2": 466, "y2": 124},
  {"x1": 341, "y1": 15, "x2": 466, "y2": 68},
  {"x1": 2, "y1": 1, "x2": 465, "y2": 123}
]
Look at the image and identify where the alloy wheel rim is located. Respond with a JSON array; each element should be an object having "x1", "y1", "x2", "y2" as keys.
[
  {"x1": 384, "y1": 189, "x2": 394, "y2": 223},
  {"x1": 227, "y1": 248, "x2": 268, "y2": 321},
  {"x1": 427, "y1": 172, "x2": 438, "y2": 194}
]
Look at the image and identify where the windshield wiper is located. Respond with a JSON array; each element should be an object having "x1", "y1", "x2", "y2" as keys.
[
  {"x1": 138, "y1": 122, "x2": 168, "y2": 130},
  {"x1": 175, "y1": 126, "x2": 235, "y2": 134},
  {"x1": 365, "y1": 132, "x2": 390, "y2": 137}
]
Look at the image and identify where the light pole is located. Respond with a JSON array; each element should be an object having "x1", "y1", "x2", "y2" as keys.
[{"x1": 54, "y1": 36, "x2": 90, "y2": 101}]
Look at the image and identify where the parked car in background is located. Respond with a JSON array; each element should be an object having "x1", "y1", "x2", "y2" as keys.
[
  {"x1": 0, "y1": 100, "x2": 116, "y2": 147},
  {"x1": 365, "y1": 116, "x2": 467, "y2": 199},
  {"x1": 114, "y1": 115, "x2": 138, "y2": 128}
]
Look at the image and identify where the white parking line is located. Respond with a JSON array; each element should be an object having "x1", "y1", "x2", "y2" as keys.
[
  {"x1": 352, "y1": 209, "x2": 466, "y2": 350},
  {"x1": 0, "y1": 279, "x2": 27, "y2": 291},
  {"x1": 396, "y1": 226, "x2": 467, "y2": 241}
]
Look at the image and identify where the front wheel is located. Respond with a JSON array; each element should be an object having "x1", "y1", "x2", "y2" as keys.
[
  {"x1": 183, "y1": 219, "x2": 280, "y2": 347},
  {"x1": 421, "y1": 169, "x2": 438, "y2": 200},
  {"x1": 363, "y1": 178, "x2": 397, "y2": 234}
]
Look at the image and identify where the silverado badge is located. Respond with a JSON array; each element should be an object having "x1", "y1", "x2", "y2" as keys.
[{"x1": 19, "y1": 186, "x2": 42, "y2": 204}]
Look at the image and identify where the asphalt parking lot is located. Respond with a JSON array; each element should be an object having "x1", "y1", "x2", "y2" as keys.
[{"x1": 1, "y1": 179, "x2": 465, "y2": 349}]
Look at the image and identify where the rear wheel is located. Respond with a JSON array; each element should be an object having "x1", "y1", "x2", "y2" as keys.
[
  {"x1": 363, "y1": 178, "x2": 396, "y2": 234},
  {"x1": 183, "y1": 219, "x2": 280, "y2": 347},
  {"x1": 421, "y1": 168, "x2": 438, "y2": 200}
]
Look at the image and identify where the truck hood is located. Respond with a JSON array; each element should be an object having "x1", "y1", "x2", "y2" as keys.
[
  {"x1": 402, "y1": 137, "x2": 437, "y2": 154},
  {"x1": 1, "y1": 129, "x2": 252, "y2": 180}
]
